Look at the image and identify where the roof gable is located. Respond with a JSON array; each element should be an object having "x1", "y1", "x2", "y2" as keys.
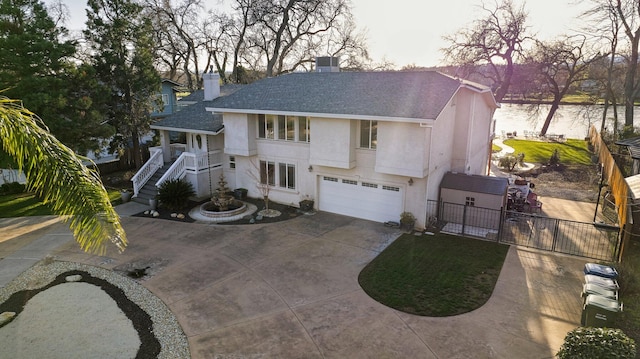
[
  {"x1": 209, "y1": 71, "x2": 492, "y2": 120},
  {"x1": 440, "y1": 172, "x2": 509, "y2": 196}
]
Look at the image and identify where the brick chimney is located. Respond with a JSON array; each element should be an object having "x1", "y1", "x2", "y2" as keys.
[{"x1": 203, "y1": 66, "x2": 220, "y2": 101}]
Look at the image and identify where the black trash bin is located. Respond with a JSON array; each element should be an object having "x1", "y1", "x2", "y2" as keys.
[
  {"x1": 584, "y1": 263, "x2": 618, "y2": 279},
  {"x1": 580, "y1": 294, "x2": 622, "y2": 327}
]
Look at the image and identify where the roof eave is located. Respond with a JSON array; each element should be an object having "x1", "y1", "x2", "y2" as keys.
[
  {"x1": 150, "y1": 124, "x2": 224, "y2": 136},
  {"x1": 205, "y1": 107, "x2": 437, "y2": 124}
]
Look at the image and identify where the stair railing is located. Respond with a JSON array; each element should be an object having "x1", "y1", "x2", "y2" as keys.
[
  {"x1": 131, "y1": 148, "x2": 163, "y2": 197},
  {"x1": 155, "y1": 152, "x2": 188, "y2": 188}
]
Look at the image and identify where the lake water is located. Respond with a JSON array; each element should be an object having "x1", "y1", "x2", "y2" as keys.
[{"x1": 493, "y1": 103, "x2": 640, "y2": 139}]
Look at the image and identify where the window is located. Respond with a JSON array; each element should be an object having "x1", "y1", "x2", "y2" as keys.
[
  {"x1": 298, "y1": 116, "x2": 310, "y2": 142},
  {"x1": 260, "y1": 160, "x2": 275, "y2": 186},
  {"x1": 279, "y1": 163, "x2": 296, "y2": 189},
  {"x1": 258, "y1": 114, "x2": 309, "y2": 142},
  {"x1": 258, "y1": 114, "x2": 275, "y2": 139},
  {"x1": 360, "y1": 120, "x2": 377, "y2": 149},
  {"x1": 362, "y1": 182, "x2": 378, "y2": 188},
  {"x1": 229, "y1": 155, "x2": 236, "y2": 169},
  {"x1": 343, "y1": 179, "x2": 357, "y2": 185},
  {"x1": 465, "y1": 196, "x2": 475, "y2": 206},
  {"x1": 261, "y1": 160, "x2": 296, "y2": 189}
]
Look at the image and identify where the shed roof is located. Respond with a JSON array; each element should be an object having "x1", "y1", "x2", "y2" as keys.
[{"x1": 440, "y1": 172, "x2": 509, "y2": 196}]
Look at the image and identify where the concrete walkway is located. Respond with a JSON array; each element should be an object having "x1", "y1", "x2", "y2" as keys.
[{"x1": 0, "y1": 200, "x2": 589, "y2": 359}]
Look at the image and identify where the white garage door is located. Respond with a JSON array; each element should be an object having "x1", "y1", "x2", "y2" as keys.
[{"x1": 318, "y1": 176, "x2": 403, "y2": 223}]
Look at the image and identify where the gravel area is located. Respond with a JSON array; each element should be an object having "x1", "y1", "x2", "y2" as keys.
[{"x1": 0, "y1": 259, "x2": 189, "y2": 359}]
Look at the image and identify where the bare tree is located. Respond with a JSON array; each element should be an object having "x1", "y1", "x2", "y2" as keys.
[
  {"x1": 248, "y1": 158, "x2": 273, "y2": 212},
  {"x1": 145, "y1": 0, "x2": 206, "y2": 90},
  {"x1": 441, "y1": 0, "x2": 531, "y2": 102},
  {"x1": 241, "y1": 0, "x2": 359, "y2": 76},
  {"x1": 613, "y1": 0, "x2": 640, "y2": 128},
  {"x1": 527, "y1": 35, "x2": 606, "y2": 136}
]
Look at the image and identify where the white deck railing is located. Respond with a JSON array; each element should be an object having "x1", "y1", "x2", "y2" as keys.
[
  {"x1": 131, "y1": 148, "x2": 163, "y2": 197},
  {"x1": 155, "y1": 150, "x2": 224, "y2": 189}
]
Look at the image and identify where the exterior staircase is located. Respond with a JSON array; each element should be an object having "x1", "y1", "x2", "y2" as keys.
[{"x1": 132, "y1": 163, "x2": 172, "y2": 205}]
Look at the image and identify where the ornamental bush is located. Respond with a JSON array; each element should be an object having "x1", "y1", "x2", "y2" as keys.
[
  {"x1": 556, "y1": 327, "x2": 636, "y2": 359},
  {"x1": 157, "y1": 179, "x2": 195, "y2": 210}
]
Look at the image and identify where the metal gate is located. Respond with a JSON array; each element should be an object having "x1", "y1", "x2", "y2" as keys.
[{"x1": 427, "y1": 200, "x2": 621, "y2": 261}]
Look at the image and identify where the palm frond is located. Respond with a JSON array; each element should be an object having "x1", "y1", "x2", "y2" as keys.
[{"x1": 0, "y1": 97, "x2": 127, "y2": 254}]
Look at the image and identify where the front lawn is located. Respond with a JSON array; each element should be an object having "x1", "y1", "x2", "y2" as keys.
[
  {"x1": 503, "y1": 138, "x2": 592, "y2": 165},
  {"x1": 0, "y1": 189, "x2": 123, "y2": 218},
  {"x1": 358, "y1": 233, "x2": 509, "y2": 316}
]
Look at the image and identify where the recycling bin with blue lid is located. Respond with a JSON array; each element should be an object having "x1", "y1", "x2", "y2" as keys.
[{"x1": 584, "y1": 263, "x2": 618, "y2": 279}]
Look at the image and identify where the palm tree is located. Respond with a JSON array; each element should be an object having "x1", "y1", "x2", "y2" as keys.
[{"x1": 0, "y1": 97, "x2": 126, "y2": 254}]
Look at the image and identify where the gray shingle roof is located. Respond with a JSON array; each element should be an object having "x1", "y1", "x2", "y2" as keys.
[
  {"x1": 152, "y1": 85, "x2": 243, "y2": 133},
  {"x1": 440, "y1": 172, "x2": 509, "y2": 196},
  {"x1": 209, "y1": 71, "x2": 467, "y2": 120}
]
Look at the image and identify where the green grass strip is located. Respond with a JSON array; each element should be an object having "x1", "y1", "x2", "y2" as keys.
[{"x1": 359, "y1": 233, "x2": 509, "y2": 317}]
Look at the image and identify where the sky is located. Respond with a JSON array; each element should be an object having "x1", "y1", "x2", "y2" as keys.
[{"x1": 45, "y1": 0, "x2": 591, "y2": 68}]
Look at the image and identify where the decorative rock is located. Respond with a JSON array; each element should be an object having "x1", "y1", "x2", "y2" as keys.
[
  {"x1": 152, "y1": 211, "x2": 160, "y2": 218},
  {"x1": 256, "y1": 215, "x2": 263, "y2": 221},
  {"x1": 249, "y1": 218, "x2": 255, "y2": 224},
  {"x1": 144, "y1": 210, "x2": 150, "y2": 215},
  {"x1": 65, "y1": 274, "x2": 82, "y2": 282},
  {"x1": 0, "y1": 312, "x2": 15, "y2": 326},
  {"x1": 176, "y1": 213, "x2": 185, "y2": 219},
  {"x1": 170, "y1": 213, "x2": 177, "y2": 218}
]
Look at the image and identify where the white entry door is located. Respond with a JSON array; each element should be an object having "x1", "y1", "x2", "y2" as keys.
[{"x1": 318, "y1": 176, "x2": 403, "y2": 223}]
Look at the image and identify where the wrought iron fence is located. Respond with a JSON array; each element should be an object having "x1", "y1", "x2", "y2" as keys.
[{"x1": 426, "y1": 200, "x2": 621, "y2": 261}]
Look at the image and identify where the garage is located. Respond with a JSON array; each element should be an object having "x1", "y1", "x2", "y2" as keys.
[{"x1": 318, "y1": 175, "x2": 403, "y2": 223}]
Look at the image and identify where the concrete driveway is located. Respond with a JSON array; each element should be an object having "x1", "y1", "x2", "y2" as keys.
[{"x1": 1, "y1": 203, "x2": 588, "y2": 358}]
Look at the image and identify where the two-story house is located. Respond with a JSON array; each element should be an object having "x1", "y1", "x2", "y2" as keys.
[{"x1": 143, "y1": 69, "x2": 498, "y2": 228}]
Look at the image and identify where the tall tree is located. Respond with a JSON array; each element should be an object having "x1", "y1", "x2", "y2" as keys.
[
  {"x1": 84, "y1": 0, "x2": 161, "y2": 168},
  {"x1": 0, "y1": 0, "x2": 113, "y2": 154},
  {"x1": 144, "y1": 0, "x2": 205, "y2": 90},
  {"x1": 614, "y1": 0, "x2": 640, "y2": 128},
  {"x1": 243, "y1": 0, "x2": 359, "y2": 77},
  {"x1": 442, "y1": 0, "x2": 531, "y2": 102},
  {"x1": 527, "y1": 35, "x2": 605, "y2": 136},
  {"x1": 0, "y1": 97, "x2": 126, "y2": 254}
]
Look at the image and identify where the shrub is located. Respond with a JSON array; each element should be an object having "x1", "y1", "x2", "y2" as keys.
[
  {"x1": 0, "y1": 182, "x2": 26, "y2": 195},
  {"x1": 557, "y1": 327, "x2": 636, "y2": 359},
  {"x1": 157, "y1": 179, "x2": 195, "y2": 210},
  {"x1": 498, "y1": 153, "x2": 525, "y2": 172},
  {"x1": 549, "y1": 148, "x2": 561, "y2": 166}
]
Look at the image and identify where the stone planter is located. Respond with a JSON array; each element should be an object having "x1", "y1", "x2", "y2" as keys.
[
  {"x1": 234, "y1": 188, "x2": 248, "y2": 200},
  {"x1": 121, "y1": 191, "x2": 132, "y2": 203},
  {"x1": 299, "y1": 199, "x2": 314, "y2": 212}
]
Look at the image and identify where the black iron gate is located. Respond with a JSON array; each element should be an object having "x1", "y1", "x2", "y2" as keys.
[{"x1": 427, "y1": 200, "x2": 621, "y2": 261}]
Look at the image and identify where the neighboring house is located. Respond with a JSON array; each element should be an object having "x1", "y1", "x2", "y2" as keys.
[
  {"x1": 143, "y1": 69, "x2": 499, "y2": 228},
  {"x1": 151, "y1": 79, "x2": 183, "y2": 119}
]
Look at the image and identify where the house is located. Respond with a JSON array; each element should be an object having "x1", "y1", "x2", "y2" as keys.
[
  {"x1": 151, "y1": 79, "x2": 183, "y2": 119},
  {"x1": 141, "y1": 69, "x2": 499, "y2": 229}
]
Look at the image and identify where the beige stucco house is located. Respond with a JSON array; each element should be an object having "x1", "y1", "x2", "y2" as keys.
[{"x1": 139, "y1": 69, "x2": 499, "y2": 229}]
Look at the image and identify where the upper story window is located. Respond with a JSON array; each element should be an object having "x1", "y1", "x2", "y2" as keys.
[
  {"x1": 258, "y1": 114, "x2": 275, "y2": 139},
  {"x1": 298, "y1": 116, "x2": 310, "y2": 142},
  {"x1": 229, "y1": 155, "x2": 236, "y2": 169},
  {"x1": 359, "y1": 120, "x2": 377, "y2": 149},
  {"x1": 258, "y1": 114, "x2": 310, "y2": 142}
]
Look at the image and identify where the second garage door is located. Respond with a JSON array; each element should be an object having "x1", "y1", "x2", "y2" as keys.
[{"x1": 318, "y1": 176, "x2": 403, "y2": 223}]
